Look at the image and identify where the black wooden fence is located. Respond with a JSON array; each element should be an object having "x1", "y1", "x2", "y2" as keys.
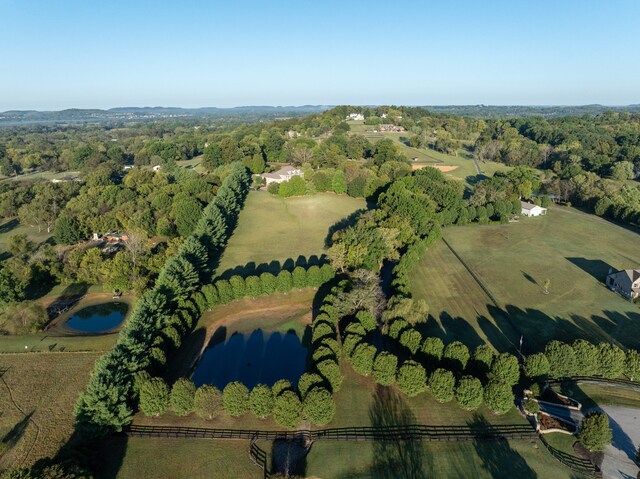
[
  {"x1": 249, "y1": 434, "x2": 268, "y2": 479},
  {"x1": 539, "y1": 435, "x2": 602, "y2": 478}
]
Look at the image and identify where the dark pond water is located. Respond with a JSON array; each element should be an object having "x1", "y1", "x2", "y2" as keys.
[
  {"x1": 64, "y1": 302, "x2": 128, "y2": 333},
  {"x1": 192, "y1": 329, "x2": 307, "y2": 389}
]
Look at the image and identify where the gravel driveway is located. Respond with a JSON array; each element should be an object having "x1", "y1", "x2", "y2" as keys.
[{"x1": 600, "y1": 406, "x2": 640, "y2": 479}]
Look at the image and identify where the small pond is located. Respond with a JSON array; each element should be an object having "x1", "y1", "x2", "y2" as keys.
[
  {"x1": 192, "y1": 329, "x2": 307, "y2": 389},
  {"x1": 64, "y1": 302, "x2": 129, "y2": 333}
]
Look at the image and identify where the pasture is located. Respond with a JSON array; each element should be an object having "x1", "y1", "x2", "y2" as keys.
[
  {"x1": 411, "y1": 206, "x2": 640, "y2": 352},
  {"x1": 216, "y1": 191, "x2": 365, "y2": 276},
  {"x1": 0, "y1": 352, "x2": 101, "y2": 469},
  {"x1": 0, "y1": 218, "x2": 52, "y2": 257}
]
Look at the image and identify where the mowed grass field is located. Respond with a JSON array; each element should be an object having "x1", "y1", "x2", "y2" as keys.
[
  {"x1": 216, "y1": 191, "x2": 365, "y2": 275},
  {"x1": 412, "y1": 206, "x2": 640, "y2": 352},
  {"x1": 0, "y1": 352, "x2": 101, "y2": 469},
  {"x1": 0, "y1": 218, "x2": 52, "y2": 256}
]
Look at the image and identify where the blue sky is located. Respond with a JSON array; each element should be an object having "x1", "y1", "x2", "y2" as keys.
[{"x1": 1, "y1": 0, "x2": 639, "y2": 110}]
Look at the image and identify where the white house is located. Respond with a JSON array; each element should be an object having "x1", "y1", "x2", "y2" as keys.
[
  {"x1": 261, "y1": 165, "x2": 304, "y2": 186},
  {"x1": 152, "y1": 165, "x2": 162, "y2": 171},
  {"x1": 520, "y1": 201, "x2": 547, "y2": 217},
  {"x1": 346, "y1": 113, "x2": 365, "y2": 121},
  {"x1": 606, "y1": 269, "x2": 640, "y2": 301}
]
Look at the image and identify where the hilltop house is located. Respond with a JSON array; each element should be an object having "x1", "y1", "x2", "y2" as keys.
[
  {"x1": 346, "y1": 113, "x2": 365, "y2": 121},
  {"x1": 606, "y1": 269, "x2": 640, "y2": 301},
  {"x1": 261, "y1": 165, "x2": 304, "y2": 186},
  {"x1": 520, "y1": 201, "x2": 547, "y2": 217}
]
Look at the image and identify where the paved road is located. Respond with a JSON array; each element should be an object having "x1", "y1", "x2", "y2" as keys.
[{"x1": 600, "y1": 406, "x2": 640, "y2": 479}]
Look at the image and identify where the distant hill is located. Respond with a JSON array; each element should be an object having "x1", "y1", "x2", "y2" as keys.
[
  {"x1": 0, "y1": 105, "x2": 333, "y2": 126},
  {"x1": 419, "y1": 104, "x2": 640, "y2": 119}
]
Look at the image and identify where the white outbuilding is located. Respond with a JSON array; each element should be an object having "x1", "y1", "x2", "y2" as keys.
[{"x1": 520, "y1": 201, "x2": 547, "y2": 217}]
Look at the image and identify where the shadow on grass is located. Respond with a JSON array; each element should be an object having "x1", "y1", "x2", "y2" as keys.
[
  {"x1": 566, "y1": 257, "x2": 614, "y2": 283},
  {"x1": 1, "y1": 412, "x2": 33, "y2": 453},
  {"x1": 469, "y1": 414, "x2": 537, "y2": 479},
  {"x1": 0, "y1": 218, "x2": 19, "y2": 235},
  {"x1": 217, "y1": 255, "x2": 327, "y2": 280},
  {"x1": 365, "y1": 385, "x2": 432, "y2": 479}
]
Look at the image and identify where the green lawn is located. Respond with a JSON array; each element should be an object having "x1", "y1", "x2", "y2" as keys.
[
  {"x1": 412, "y1": 206, "x2": 640, "y2": 352},
  {"x1": 216, "y1": 191, "x2": 366, "y2": 275},
  {"x1": 0, "y1": 218, "x2": 52, "y2": 256}
]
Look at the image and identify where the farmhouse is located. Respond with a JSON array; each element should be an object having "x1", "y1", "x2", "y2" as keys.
[
  {"x1": 261, "y1": 165, "x2": 304, "y2": 186},
  {"x1": 520, "y1": 201, "x2": 547, "y2": 217},
  {"x1": 606, "y1": 269, "x2": 640, "y2": 301}
]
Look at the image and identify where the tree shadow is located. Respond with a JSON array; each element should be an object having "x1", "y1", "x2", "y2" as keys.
[
  {"x1": 566, "y1": 257, "x2": 614, "y2": 283},
  {"x1": 217, "y1": 255, "x2": 328, "y2": 279},
  {"x1": 522, "y1": 271, "x2": 538, "y2": 285},
  {"x1": 0, "y1": 218, "x2": 19, "y2": 235},
  {"x1": 324, "y1": 208, "x2": 366, "y2": 247},
  {"x1": 468, "y1": 414, "x2": 537, "y2": 479},
  {"x1": 271, "y1": 435, "x2": 310, "y2": 477},
  {"x1": 1, "y1": 412, "x2": 33, "y2": 451},
  {"x1": 608, "y1": 416, "x2": 638, "y2": 462},
  {"x1": 365, "y1": 385, "x2": 432, "y2": 478}
]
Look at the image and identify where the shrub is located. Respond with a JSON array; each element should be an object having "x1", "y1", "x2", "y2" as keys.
[
  {"x1": 484, "y1": 381, "x2": 514, "y2": 415},
  {"x1": 523, "y1": 398, "x2": 540, "y2": 415},
  {"x1": 572, "y1": 339, "x2": 599, "y2": 376},
  {"x1": 350, "y1": 343, "x2": 376, "y2": 376},
  {"x1": 139, "y1": 377, "x2": 169, "y2": 417},
  {"x1": 316, "y1": 359, "x2": 343, "y2": 392},
  {"x1": 259, "y1": 272, "x2": 277, "y2": 295},
  {"x1": 544, "y1": 340, "x2": 576, "y2": 378},
  {"x1": 276, "y1": 270, "x2": 293, "y2": 292},
  {"x1": 443, "y1": 341, "x2": 470, "y2": 371},
  {"x1": 273, "y1": 390, "x2": 303, "y2": 429},
  {"x1": 244, "y1": 275, "x2": 261, "y2": 297},
  {"x1": 320, "y1": 263, "x2": 335, "y2": 283},
  {"x1": 578, "y1": 412, "x2": 612, "y2": 452},
  {"x1": 421, "y1": 337, "x2": 445, "y2": 361},
  {"x1": 400, "y1": 329, "x2": 422, "y2": 355},
  {"x1": 355, "y1": 310, "x2": 377, "y2": 332},
  {"x1": 372, "y1": 352, "x2": 398, "y2": 386},
  {"x1": 229, "y1": 275, "x2": 246, "y2": 299},
  {"x1": 215, "y1": 279, "x2": 234, "y2": 303},
  {"x1": 303, "y1": 387, "x2": 336, "y2": 425},
  {"x1": 194, "y1": 385, "x2": 222, "y2": 419},
  {"x1": 249, "y1": 384, "x2": 274, "y2": 419},
  {"x1": 312, "y1": 345, "x2": 336, "y2": 363},
  {"x1": 472, "y1": 344, "x2": 494, "y2": 376},
  {"x1": 170, "y1": 378, "x2": 196, "y2": 416},
  {"x1": 292, "y1": 266, "x2": 307, "y2": 288},
  {"x1": 597, "y1": 343, "x2": 625, "y2": 378},
  {"x1": 523, "y1": 353, "x2": 550, "y2": 381},
  {"x1": 222, "y1": 382, "x2": 249, "y2": 417},
  {"x1": 428, "y1": 368, "x2": 455, "y2": 403},
  {"x1": 455, "y1": 376, "x2": 483, "y2": 410},
  {"x1": 201, "y1": 284, "x2": 219, "y2": 308},
  {"x1": 490, "y1": 353, "x2": 520, "y2": 386},
  {"x1": 312, "y1": 322, "x2": 336, "y2": 344},
  {"x1": 397, "y1": 360, "x2": 426, "y2": 397},
  {"x1": 297, "y1": 373, "x2": 324, "y2": 398},
  {"x1": 272, "y1": 379, "x2": 293, "y2": 397}
]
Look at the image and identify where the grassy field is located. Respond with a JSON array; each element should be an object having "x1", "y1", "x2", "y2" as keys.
[
  {"x1": 412, "y1": 206, "x2": 640, "y2": 352},
  {"x1": 216, "y1": 191, "x2": 365, "y2": 276},
  {"x1": 559, "y1": 381, "x2": 640, "y2": 410},
  {"x1": 0, "y1": 218, "x2": 52, "y2": 256},
  {"x1": 0, "y1": 352, "x2": 101, "y2": 469}
]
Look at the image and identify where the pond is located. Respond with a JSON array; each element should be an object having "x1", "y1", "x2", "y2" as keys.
[
  {"x1": 192, "y1": 329, "x2": 308, "y2": 389},
  {"x1": 63, "y1": 302, "x2": 129, "y2": 333}
]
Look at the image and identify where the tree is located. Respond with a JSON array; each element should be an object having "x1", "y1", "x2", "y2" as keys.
[
  {"x1": 397, "y1": 360, "x2": 426, "y2": 397},
  {"x1": 490, "y1": 353, "x2": 520, "y2": 386},
  {"x1": 578, "y1": 412, "x2": 612, "y2": 452},
  {"x1": 54, "y1": 215, "x2": 83, "y2": 245},
  {"x1": 350, "y1": 343, "x2": 376, "y2": 376},
  {"x1": 292, "y1": 266, "x2": 307, "y2": 288},
  {"x1": 331, "y1": 170, "x2": 347, "y2": 194},
  {"x1": 597, "y1": 343, "x2": 625, "y2": 378},
  {"x1": 542, "y1": 278, "x2": 550, "y2": 294},
  {"x1": 273, "y1": 390, "x2": 303, "y2": 429},
  {"x1": 443, "y1": 341, "x2": 470, "y2": 371},
  {"x1": 297, "y1": 373, "x2": 324, "y2": 398},
  {"x1": 625, "y1": 350, "x2": 640, "y2": 381},
  {"x1": 173, "y1": 197, "x2": 203, "y2": 237},
  {"x1": 372, "y1": 352, "x2": 398, "y2": 386},
  {"x1": 259, "y1": 272, "x2": 277, "y2": 295},
  {"x1": 428, "y1": 368, "x2": 455, "y2": 403},
  {"x1": 1, "y1": 301, "x2": 48, "y2": 334},
  {"x1": 455, "y1": 376, "x2": 484, "y2": 410},
  {"x1": 139, "y1": 377, "x2": 169, "y2": 417},
  {"x1": 222, "y1": 382, "x2": 249, "y2": 417},
  {"x1": 421, "y1": 337, "x2": 445, "y2": 362},
  {"x1": 472, "y1": 344, "x2": 495, "y2": 376},
  {"x1": 399, "y1": 329, "x2": 422, "y2": 355},
  {"x1": 610, "y1": 161, "x2": 635, "y2": 180},
  {"x1": 249, "y1": 384, "x2": 274, "y2": 419},
  {"x1": 544, "y1": 340, "x2": 576, "y2": 378},
  {"x1": 170, "y1": 378, "x2": 196, "y2": 416},
  {"x1": 572, "y1": 340, "x2": 599, "y2": 377},
  {"x1": 523, "y1": 353, "x2": 550, "y2": 381},
  {"x1": 0, "y1": 266, "x2": 26, "y2": 309},
  {"x1": 316, "y1": 359, "x2": 343, "y2": 392},
  {"x1": 194, "y1": 385, "x2": 222, "y2": 419},
  {"x1": 276, "y1": 270, "x2": 293, "y2": 292},
  {"x1": 303, "y1": 387, "x2": 336, "y2": 425},
  {"x1": 484, "y1": 381, "x2": 514, "y2": 415}
]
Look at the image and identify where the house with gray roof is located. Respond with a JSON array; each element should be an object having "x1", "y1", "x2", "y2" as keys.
[
  {"x1": 261, "y1": 165, "x2": 303, "y2": 186},
  {"x1": 606, "y1": 269, "x2": 640, "y2": 301}
]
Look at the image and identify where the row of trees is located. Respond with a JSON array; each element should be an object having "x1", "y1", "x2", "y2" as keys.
[{"x1": 74, "y1": 162, "x2": 250, "y2": 437}]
